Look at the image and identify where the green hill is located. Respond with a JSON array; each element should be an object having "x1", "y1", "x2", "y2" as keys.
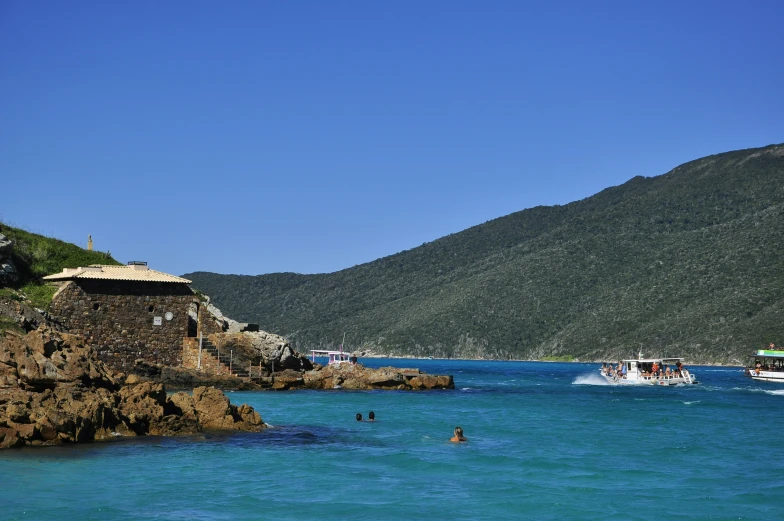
[
  {"x1": 0, "y1": 224, "x2": 120, "y2": 309},
  {"x1": 192, "y1": 143, "x2": 781, "y2": 363}
]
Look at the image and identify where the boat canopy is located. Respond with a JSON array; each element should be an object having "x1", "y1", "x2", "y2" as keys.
[
  {"x1": 751, "y1": 350, "x2": 784, "y2": 358},
  {"x1": 310, "y1": 349, "x2": 354, "y2": 365}
]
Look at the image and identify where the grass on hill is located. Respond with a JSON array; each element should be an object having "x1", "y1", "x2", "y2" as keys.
[
  {"x1": 0, "y1": 223, "x2": 121, "y2": 309},
  {"x1": 0, "y1": 315, "x2": 24, "y2": 334}
]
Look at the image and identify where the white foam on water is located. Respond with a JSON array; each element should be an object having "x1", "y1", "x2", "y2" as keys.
[
  {"x1": 764, "y1": 389, "x2": 784, "y2": 396},
  {"x1": 573, "y1": 373, "x2": 612, "y2": 386},
  {"x1": 682, "y1": 401, "x2": 701, "y2": 405},
  {"x1": 738, "y1": 387, "x2": 778, "y2": 394}
]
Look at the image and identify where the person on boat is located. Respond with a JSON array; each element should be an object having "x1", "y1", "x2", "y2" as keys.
[
  {"x1": 770, "y1": 342, "x2": 776, "y2": 350},
  {"x1": 665, "y1": 366, "x2": 672, "y2": 377},
  {"x1": 356, "y1": 413, "x2": 363, "y2": 421},
  {"x1": 450, "y1": 426, "x2": 467, "y2": 443},
  {"x1": 368, "y1": 411, "x2": 375, "y2": 421},
  {"x1": 652, "y1": 361, "x2": 659, "y2": 377},
  {"x1": 755, "y1": 361, "x2": 762, "y2": 374},
  {"x1": 675, "y1": 361, "x2": 683, "y2": 376}
]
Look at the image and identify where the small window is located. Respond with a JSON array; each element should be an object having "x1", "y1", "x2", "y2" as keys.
[{"x1": 93, "y1": 303, "x2": 100, "y2": 310}]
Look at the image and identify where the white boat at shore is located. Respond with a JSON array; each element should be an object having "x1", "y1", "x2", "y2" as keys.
[
  {"x1": 600, "y1": 354, "x2": 697, "y2": 385},
  {"x1": 745, "y1": 349, "x2": 784, "y2": 383},
  {"x1": 310, "y1": 333, "x2": 359, "y2": 366}
]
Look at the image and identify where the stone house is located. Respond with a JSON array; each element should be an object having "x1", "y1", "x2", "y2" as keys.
[{"x1": 43, "y1": 262, "x2": 201, "y2": 371}]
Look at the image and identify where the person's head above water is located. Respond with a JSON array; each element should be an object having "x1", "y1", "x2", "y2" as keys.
[
  {"x1": 368, "y1": 411, "x2": 375, "y2": 421},
  {"x1": 356, "y1": 413, "x2": 363, "y2": 421},
  {"x1": 451, "y1": 426, "x2": 467, "y2": 442}
]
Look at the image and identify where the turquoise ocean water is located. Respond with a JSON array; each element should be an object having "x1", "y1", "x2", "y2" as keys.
[{"x1": 2, "y1": 359, "x2": 783, "y2": 520}]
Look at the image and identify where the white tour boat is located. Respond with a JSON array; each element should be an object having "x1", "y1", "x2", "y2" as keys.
[
  {"x1": 310, "y1": 348, "x2": 355, "y2": 366},
  {"x1": 310, "y1": 333, "x2": 358, "y2": 366},
  {"x1": 600, "y1": 354, "x2": 697, "y2": 385},
  {"x1": 745, "y1": 348, "x2": 784, "y2": 383}
]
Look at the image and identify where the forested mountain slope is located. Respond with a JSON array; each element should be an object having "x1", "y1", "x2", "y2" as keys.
[{"x1": 186, "y1": 144, "x2": 784, "y2": 363}]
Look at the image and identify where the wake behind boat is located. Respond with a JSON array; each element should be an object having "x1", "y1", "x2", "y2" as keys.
[{"x1": 600, "y1": 354, "x2": 697, "y2": 385}]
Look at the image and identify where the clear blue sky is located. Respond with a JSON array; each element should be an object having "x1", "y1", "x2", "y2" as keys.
[{"x1": 2, "y1": 1, "x2": 782, "y2": 276}]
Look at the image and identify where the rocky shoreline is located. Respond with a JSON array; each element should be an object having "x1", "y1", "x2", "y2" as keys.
[
  {"x1": 127, "y1": 361, "x2": 455, "y2": 391},
  {"x1": 0, "y1": 329, "x2": 266, "y2": 449},
  {"x1": 0, "y1": 326, "x2": 455, "y2": 449}
]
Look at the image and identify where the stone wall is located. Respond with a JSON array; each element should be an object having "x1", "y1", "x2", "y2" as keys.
[{"x1": 48, "y1": 280, "x2": 195, "y2": 371}]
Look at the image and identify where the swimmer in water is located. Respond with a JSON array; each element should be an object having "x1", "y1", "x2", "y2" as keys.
[
  {"x1": 356, "y1": 413, "x2": 363, "y2": 421},
  {"x1": 450, "y1": 426, "x2": 467, "y2": 442},
  {"x1": 368, "y1": 411, "x2": 375, "y2": 421}
]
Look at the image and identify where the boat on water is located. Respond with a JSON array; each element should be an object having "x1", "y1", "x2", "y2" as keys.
[
  {"x1": 745, "y1": 348, "x2": 784, "y2": 383},
  {"x1": 309, "y1": 348, "x2": 355, "y2": 366},
  {"x1": 600, "y1": 354, "x2": 697, "y2": 385},
  {"x1": 310, "y1": 333, "x2": 358, "y2": 366}
]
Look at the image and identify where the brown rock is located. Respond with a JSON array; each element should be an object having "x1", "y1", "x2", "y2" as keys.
[
  {"x1": 302, "y1": 363, "x2": 454, "y2": 390},
  {"x1": 270, "y1": 369, "x2": 305, "y2": 390},
  {"x1": 0, "y1": 425, "x2": 23, "y2": 449},
  {"x1": 0, "y1": 328, "x2": 267, "y2": 449},
  {"x1": 191, "y1": 386, "x2": 265, "y2": 431}
]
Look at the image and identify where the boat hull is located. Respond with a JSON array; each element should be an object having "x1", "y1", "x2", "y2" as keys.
[
  {"x1": 600, "y1": 373, "x2": 697, "y2": 386},
  {"x1": 602, "y1": 375, "x2": 697, "y2": 386},
  {"x1": 600, "y1": 355, "x2": 697, "y2": 385},
  {"x1": 746, "y1": 371, "x2": 784, "y2": 383}
]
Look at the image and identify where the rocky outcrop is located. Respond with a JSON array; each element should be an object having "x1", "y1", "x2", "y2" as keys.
[
  {"x1": 0, "y1": 295, "x2": 60, "y2": 333},
  {"x1": 158, "y1": 363, "x2": 454, "y2": 391},
  {"x1": 302, "y1": 363, "x2": 454, "y2": 390},
  {"x1": 159, "y1": 366, "x2": 262, "y2": 391},
  {"x1": 0, "y1": 233, "x2": 18, "y2": 286},
  {"x1": 192, "y1": 330, "x2": 314, "y2": 376},
  {"x1": 0, "y1": 328, "x2": 266, "y2": 449},
  {"x1": 202, "y1": 303, "x2": 259, "y2": 334},
  {"x1": 202, "y1": 301, "x2": 306, "y2": 370}
]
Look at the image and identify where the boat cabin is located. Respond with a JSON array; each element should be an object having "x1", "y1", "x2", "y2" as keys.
[
  {"x1": 310, "y1": 349, "x2": 357, "y2": 366},
  {"x1": 746, "y1": 349, "x2": 784, "y2": 382}
]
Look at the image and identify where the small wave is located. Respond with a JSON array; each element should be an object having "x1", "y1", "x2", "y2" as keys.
[
  {"x1": 734, "y1": 387, "x2": 774, "y2": 393},
  {"x1": 765, "y1": 389, "x2": 784, "y2": 396},
  {"x1": 573, "y1": 374, "x2": 611, "y2": 386},
  {"x1": 460, "y1": 387, "x2": 474, "y2": 391},
  {"x1": 682, "y1": 401, "x2": 701, "y2": 405}
]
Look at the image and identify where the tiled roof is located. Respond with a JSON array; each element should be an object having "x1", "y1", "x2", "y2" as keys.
[{"x1": 43, "y1": 265, "x2": 191, "y2": 284}]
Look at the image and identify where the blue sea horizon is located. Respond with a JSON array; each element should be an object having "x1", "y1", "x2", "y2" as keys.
[{"x1": 2, "y1": 359, "x2": 782, "y2": 520}]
